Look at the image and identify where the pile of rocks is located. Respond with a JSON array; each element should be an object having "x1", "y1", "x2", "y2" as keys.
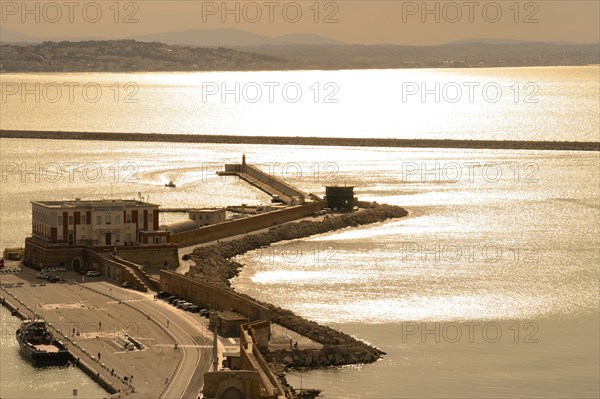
[
  {"x1": 188, "y1": 203, "x2": 407, "y2": 370},
  {"x1": 189, "y1": 204, "x2": 408, "y2": 287}
]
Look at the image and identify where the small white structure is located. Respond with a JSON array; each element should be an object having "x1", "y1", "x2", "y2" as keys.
[{"x1": 188, "y1": 208, "x2": 226, "y2": 226}]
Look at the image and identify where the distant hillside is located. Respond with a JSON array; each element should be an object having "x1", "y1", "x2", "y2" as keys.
[
  {"x1": 0, "y1": 27, "x2": 345, "y2": 46},
  {"x1": 130, "y1": 28, "x2": 346, "y2": 46},
  {"x1": 0, "y1": 39, "x2": 598, "y2": 73},
  {"x1": 0, "y1": 40, "x2": 297, "y2": 72},
  {"x1": 234, "y1": 42, "x2": 600, "y2": 69}
]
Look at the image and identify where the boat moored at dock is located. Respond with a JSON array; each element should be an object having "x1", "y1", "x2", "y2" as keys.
[{"x1": 16, "y1": 320, "x2": 72, "y2": 366}]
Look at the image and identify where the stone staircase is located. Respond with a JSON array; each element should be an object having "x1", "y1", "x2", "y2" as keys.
[{"x1": 109, "y1": 255, "x2": 159, "y2": 292}]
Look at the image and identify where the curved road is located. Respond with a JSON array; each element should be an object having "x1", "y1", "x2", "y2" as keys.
[{"x1": 88, "y1": 282, "x2": 213, "y2": 399}]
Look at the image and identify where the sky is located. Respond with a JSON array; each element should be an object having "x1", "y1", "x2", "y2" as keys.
[{"x1": 1, "y1": 0, "x2": 599, "y2": 45}]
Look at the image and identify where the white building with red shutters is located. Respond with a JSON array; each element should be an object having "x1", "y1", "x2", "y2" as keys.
[{"x1": 25, "y1": 198, "x2": 173, "y2": 271}]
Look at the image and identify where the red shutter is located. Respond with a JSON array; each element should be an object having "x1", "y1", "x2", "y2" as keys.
[{"x1": 63, "y1": 212, "x2": 68, "y2": 239}]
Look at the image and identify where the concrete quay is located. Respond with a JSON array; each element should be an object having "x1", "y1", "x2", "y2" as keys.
[{"x1": 0, "y1": 268, "x2": 214, "y2": 399}]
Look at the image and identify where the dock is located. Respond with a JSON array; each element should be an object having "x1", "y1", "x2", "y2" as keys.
[
  {"x1": 218, "y1": 162, "x2": 310, "y2": 205},
  {"x1": 0, "y1": 268, "x2": 213, "y2": 399}
]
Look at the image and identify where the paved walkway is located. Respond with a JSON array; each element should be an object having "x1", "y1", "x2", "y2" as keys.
[{"x1": 0, "y1": 268, "x2": 217, "y2": 399}]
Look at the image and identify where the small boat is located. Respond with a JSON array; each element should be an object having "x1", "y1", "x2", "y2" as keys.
[
  {"x1": 16, "y1": 320, "x2": 72, "y2": 366},
  {"x1": 165, "y1": 181, "x2": 176, "y2": 188}
]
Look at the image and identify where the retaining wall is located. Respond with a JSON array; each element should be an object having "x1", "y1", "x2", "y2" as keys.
[
  {"x1": 170, "y1": 203, "x2": 323, "y2": 247},
  {"x1": 160, "y1": 271, "x2": 270, "y2": 321}
]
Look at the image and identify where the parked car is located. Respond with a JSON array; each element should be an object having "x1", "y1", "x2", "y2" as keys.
[
  {"x1": 36, "y1": 273, "x2": 48, "y2": 279},
  {"x1": 181, "y1": 254, "x2": 190, "y2": 261},
  {"x1": 187, "y1": 305, "x2": 200, "y2": 313},
  {"x1": 177, "y1": 302, "x2": 193, "y2": 309},
  {"x1": 157, "y1": 291, "x2": 171, "y2": 299},
  {"x1": 172, "y1": 299, "x2": 186, "y2": 306},
  {"x1": 166, "y1": 295, "x2": 179, "y2": 303},
  {"x1": 48, "y1": 276, "x2": 60, "y2": 283},
  {"x1": 122, "y1": 281, "x2": 133, "y2": 288},
  {"x1": 86, "y1": 271, "x2": 101, "y2": 277}
]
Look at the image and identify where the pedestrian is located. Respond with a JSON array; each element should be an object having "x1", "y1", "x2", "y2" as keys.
[{"x1": 98, "y1": 352, "x2": 101, "y2": 360}]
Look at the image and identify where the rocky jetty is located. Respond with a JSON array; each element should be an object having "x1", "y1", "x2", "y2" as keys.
[
  {"x1": 189, "y1": 204, "x2": 409, "y2": 287},
  {"x1": 188, "y1": 204, "x2": 408, "y2": 369}
]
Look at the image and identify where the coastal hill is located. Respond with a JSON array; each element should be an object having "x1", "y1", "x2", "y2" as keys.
[
  {"x1": 235, "y1": 42, "x2": 600, "y2": 69},
  {"x1": 0, "y1": 39, "x2": 598, "y2": 73},
  {"x1": 0, "y1": 40, "x2": 297, "y2": 72}
]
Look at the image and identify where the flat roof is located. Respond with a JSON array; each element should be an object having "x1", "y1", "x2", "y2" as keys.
[
  {"x1": 218, "y1": 311, "x2": 248, "y2": 321},
  {"x1": 189, "y1": 208, "x2": 226, "y2": 212},
  {"x1": 32, "y1": 199, "x2": 159, "y2": 209}
]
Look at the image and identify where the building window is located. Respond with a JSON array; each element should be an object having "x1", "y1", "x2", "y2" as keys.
[
  {"x1": 106, "y1": 215, "x2": 111, "y2": 225},
  {"x1": 115, "y1": 215, "x2": 120, "y2": 225},
  {"x1": 126, "y1": 214, "x2": 131, "y2": 223},
  {"x1": 68, "y1": 215, "x2": 73, "y2": 225},
  {"x1": 148, "y1": 213, "x2": 153, "y2": 224}
]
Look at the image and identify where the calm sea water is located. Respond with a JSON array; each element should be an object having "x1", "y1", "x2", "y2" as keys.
[
  {"x1": 1, "y1": 66, "x2": 599, "y2": 141},
  {"x1": 0, "y1": 67, "x2": 599, "y2": 398}
]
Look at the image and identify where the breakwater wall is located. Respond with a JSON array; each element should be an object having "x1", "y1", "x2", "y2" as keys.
[
  {"x1": 189, "y1": 204, "x2": 409, "y2": 368},
  {"x1": 170, "y1": 203, "x2": 322, "y2": 248},
  {"x1": 2, "y1": 130, "x2": 599, "y2": 152}
]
